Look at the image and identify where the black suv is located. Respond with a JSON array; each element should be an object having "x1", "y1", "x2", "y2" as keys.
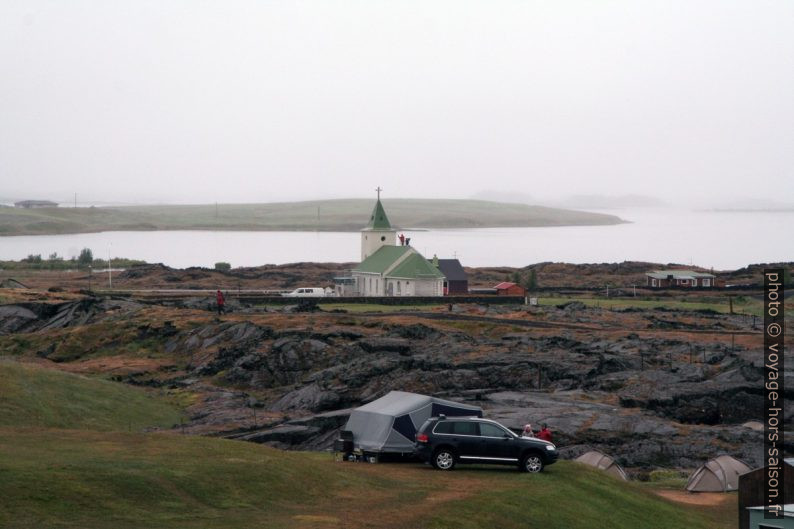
[{"x1": 414, "y1": 416, "x2": 558, "y2": 473}]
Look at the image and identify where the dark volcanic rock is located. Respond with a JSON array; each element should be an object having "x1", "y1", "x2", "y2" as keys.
[
  {"x1": 270, "y1": 384, "x2": 341, "y2": 413},
  {"x1": 358, "y1": 337, "x2": 411, "y2": 354},
  {"x1": 0, "y1": 305, "x2": 39, "y2": 334},
  {"x1": 388, "y1": 323, "x2": 441, "y2": 340}
]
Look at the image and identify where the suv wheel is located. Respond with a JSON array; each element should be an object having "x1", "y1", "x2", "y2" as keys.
[
  {"x1": 433, "y1": 449, "x2": 456, "y2": 471},
  {"x1": 521, "y1": 453, "x2": 544, "y2": 473}
]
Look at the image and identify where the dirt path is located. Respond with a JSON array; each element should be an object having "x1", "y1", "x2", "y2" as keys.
[{"x1": 653, "y1": 489, "x2": 733, "y2": 506}]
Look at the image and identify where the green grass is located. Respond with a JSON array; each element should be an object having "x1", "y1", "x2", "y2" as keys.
[
  {"x1": 0, "y1": 430, "x2": 733, "y2": 529},
  {"x1": 318, "y1": 303, "x2": 445, "y2": 313},
  {"x1": 0, "y1": 319, "x2": 172, "y2": 363},
  {"x1": 0, "y1": 360, "x2": 183, "y2": 431},
  {"x1": 0, "y1": 199, "x2": 623, "y2": 236},
  {"x1": 538, "y1": 296, "x2": 765, "y2": 316},
  {"x1": 428, "y1": 463, "x2": 733, "y2": 529}
]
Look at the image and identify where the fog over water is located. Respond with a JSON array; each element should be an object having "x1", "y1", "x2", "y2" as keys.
[{"x1": 0, "y1": 209, "x2": 790, "y2": 269}]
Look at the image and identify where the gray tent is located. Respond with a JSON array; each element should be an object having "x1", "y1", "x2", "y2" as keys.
[
  {"x1": 686, "y1": 455, "x2": 751, "y2": 492},
  {"x1": 575, "y1": 450, "x2": 629, "y2": 481},
  {"x1": 344, "y1": 391, "x2": 482, "y2": 454}
]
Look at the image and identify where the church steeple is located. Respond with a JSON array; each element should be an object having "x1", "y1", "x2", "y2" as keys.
[
  {"x1": 366, "y1": 193, "x2": 392, "y2": 230},
  {"x1": 360, "y1": 187, "x2": 397, "y2": 261}
]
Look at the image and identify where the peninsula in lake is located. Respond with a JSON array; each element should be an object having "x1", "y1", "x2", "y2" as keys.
[{"x1": 0, "y1": 198, "x2": 624, "y2": 236}]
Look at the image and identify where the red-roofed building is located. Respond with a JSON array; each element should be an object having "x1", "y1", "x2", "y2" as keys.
[{"x1": 494, "y1": 282, "x2": 526, "y2": 296}]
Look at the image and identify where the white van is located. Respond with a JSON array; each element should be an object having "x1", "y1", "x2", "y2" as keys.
[{"x1": 282, "y1": 287, "x2": 327, "y2": 298}]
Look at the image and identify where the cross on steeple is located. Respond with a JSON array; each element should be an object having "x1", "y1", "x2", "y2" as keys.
[{"x1": 375, "y1": 186, "x2": 383, "y2": 200}]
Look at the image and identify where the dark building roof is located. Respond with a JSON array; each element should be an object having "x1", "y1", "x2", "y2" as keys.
[{"x1": 435, "y1": 259, "x2": 467, "y2": 282}]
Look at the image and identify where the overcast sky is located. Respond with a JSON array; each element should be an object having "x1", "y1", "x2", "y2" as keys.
[{"x1": 1, "y1": 1, "x2": 792, "y2": 206}]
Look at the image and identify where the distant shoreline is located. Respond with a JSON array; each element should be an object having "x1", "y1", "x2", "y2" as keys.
[{"x1": 0, "y1": 198, "x2": 625, "y2": 237}]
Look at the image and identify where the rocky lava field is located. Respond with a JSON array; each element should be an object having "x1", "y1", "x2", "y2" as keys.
[{"x1": 1, "y1": 291, "x2": 790, "y2": 476}]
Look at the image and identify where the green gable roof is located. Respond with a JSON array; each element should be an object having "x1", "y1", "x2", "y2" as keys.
[
  {"x1": 354, "y1": 246, "x2": 412, "y2": 274},
  {"x1": 365, "y1": 199, "x2": 393, "y2": 230},
  {"x1": 388, "y1": 252, "x2": 445, "y2": 280},
  {"x1": 353, "y1": 245, "x2": 445, "y2": 280}
]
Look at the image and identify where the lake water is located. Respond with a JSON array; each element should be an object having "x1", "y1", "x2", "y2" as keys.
[{"x1": 0, "y1": 209, "x2": 791, "y2": 270}]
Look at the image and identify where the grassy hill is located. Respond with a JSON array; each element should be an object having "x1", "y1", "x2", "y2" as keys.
[
  {"x1": 0, "y1": 360, "x2": 183, "y2": 431},
  {"x1": 0, "y1": 359, "x2": 735, "y2": 528},
  {"x1": 0, "y1": 429, "x2": 733, "y2": 529},
  {"x1": 0, "y1": 199, "x2": 624, "y2": 236}
]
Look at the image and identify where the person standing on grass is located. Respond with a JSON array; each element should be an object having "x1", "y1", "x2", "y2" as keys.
[
  {"x1": 216, "y1": 289, "x2": 225, "y2": 315},
  {"x1": 537, "y1": 423, "x2": 553, "y2": 443},
  {"x1": 522, "y1": 423, "x2": 535, "y2": 438}
]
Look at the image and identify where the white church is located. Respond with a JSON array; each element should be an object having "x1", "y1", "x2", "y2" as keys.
[{"x1": 338, "y1": 192, "x2": 445, "y2": 297}]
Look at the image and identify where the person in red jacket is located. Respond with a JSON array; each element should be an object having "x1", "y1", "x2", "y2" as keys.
[
  {"x1": 537, "y1": 424, "x2": 553, "y2": 443},
  {"x1": 216, "y1": 289, "x2": 225, "y2": 315}
]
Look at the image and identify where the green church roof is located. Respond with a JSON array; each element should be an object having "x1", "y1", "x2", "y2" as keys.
[
  {"x1": 353, "y1": 246, "x2": 445, "y2": 280},
  {"x1": 388, "y1": 252, "x2": 445, "y2": 280},
  {"x1": 365, "y1": 199, "x2": 393, "y2": 230},
  {"x1": 354, "y1": 246, "x2": 411, "y2": 274}
]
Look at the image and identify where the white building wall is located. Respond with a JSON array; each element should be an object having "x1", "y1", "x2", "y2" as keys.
[
  {"x1": 414, "y1": 279, "x2": 442, "y2": 296},
  {"x1": 352, "y1": 274, "x2": 443, "y2": 297},
  {"x1": 360, "y1": 230, "x2": 397, "y2": 261},
  {"x1": 351, "y1": 272, "x2": 387, "y2": 297}
]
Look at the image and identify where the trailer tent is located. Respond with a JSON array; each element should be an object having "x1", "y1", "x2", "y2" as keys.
[
  {"x1": 686, "y1": 455, "x2": 751, "y2": 492},
  {"x1": 344, "y1": 391, "x2": 482, "y2": 454}
]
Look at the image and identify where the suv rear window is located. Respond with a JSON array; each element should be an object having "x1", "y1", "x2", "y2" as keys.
[
  {"x1": 451, "y1": 421, "x2": 478, "y2": 436},
  {"x1": 433, "y1": 421, "x2": 454, "y2": 434}
]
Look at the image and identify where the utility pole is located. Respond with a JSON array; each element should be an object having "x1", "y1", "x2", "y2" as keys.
[
  {"x1": 74, "y1": 193, "x2": 77, "y2": 208},
  {"x1": 108, "y1": 246, "x2": 112, "y2": 289},
  {"x1": 88, "y1": 265, "x2": 92, "y2": 291},
  {"x1": 633, "y1": 285, "x2": 636, "y2": 297}
]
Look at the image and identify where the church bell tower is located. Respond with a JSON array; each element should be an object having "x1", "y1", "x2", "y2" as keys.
[{"x1": 361, "y1": 187, "x2": 397, "y2": 261}]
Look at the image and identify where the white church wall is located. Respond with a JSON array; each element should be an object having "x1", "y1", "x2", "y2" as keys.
[{"x1": 360, "y1": 230, "x2": 396, "y2": 261}]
